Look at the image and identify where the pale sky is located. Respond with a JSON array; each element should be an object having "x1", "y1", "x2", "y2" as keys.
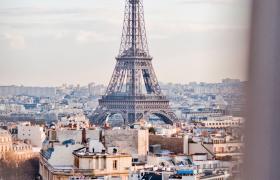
[{"x1": 0, "y1": 0, "x2": 251, "y2": 86}]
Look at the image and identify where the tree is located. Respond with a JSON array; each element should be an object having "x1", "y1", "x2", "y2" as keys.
[
  {"x1": 0, "y1": 157, "x2": 39, "y2": 180},
  {"x1": 149, "y1": 127, "x2": 156, "y2": 134}
]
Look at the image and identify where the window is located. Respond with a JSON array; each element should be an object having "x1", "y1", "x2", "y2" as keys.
[
  {"x1": 74, "y1": 157, "x2": 79, "y2": 168},
  {"x1": 113, "y1": 160, "x2": 117, "y2": 170}
]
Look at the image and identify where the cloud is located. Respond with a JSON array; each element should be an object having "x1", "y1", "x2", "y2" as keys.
[
  {"x1": 76, "y1": 31, "x2": 114, "y2": 43},
  {"x1": 3, "y1": 32, "x2": 26, "y2": 49},
  {"x1": 149, "y1": 22, "x2": 249, "y2": 36},
  {"x1": 149, "y1": 34, "x2": 169, "y2": 40},
  {"x1": 0, "y1": 7, "x2": 84, "y2": 16},
  {"x1": 0, "y1": 7, "x2": 121, "y2": 24},
  {"x1": 186, "y1": 23, "x2": 249, "y2": 32},
  {"x1": 177, "y1": 0, "x2": 236, "y2": 5}
]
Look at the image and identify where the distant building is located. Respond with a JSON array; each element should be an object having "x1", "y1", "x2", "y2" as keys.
[
  {"x1": 10, "y1": 142, "x2": 34, "y2": 162},
  {"x1": 135, "y1": 153, "x2": 230, "y2": 180},
  {"x1": 211, "y1": 134, "x2": 244, "y2": 159},
  {"x1": 17, "y1": 122, "x2": 46, "y2": 148},
  {"x1": 154, "y1": 126, "x2": 178, "y2": 137},
  {"x1": 57, "y1": 113, "x2": 90, "y2": 129},
  {"x1": 222, "y1": 78, "x2": 241, "y2": 84},
  {"x1": 0, "y1": 86, "x2": 56, "y2": 97},
  {"x1": 169, "y1": 172, "x2": 230, "y2": 180},
  {"x1": 182, "y1": 108, "x2": 225, "y2": 122},
  {"x1": 201, "y1": 117, "x2": 244, "y2": 129},
  {"x1": 0, "y1": 129, "x2": 13, "y2": 159},
  {"x1": 0, "y1": 128, "x2": 34, "y2": 161},
  {"x1": 88, "y1": 83, "x2": 106, "y2": 97},
  {"x1": 0, "y1": 104, "x2": 26, "y2": 114}
]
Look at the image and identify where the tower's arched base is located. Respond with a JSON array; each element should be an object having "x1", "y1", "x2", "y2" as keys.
[{"x1": 91, "y1": 95, "x2": 177, "y2": 126}]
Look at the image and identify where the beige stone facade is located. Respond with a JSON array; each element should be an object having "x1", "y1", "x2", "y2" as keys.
[
  {"x1": 11, "y1": 142, "x2": 34, "y2": 161},
  {"x1": 104, "y1": 129, "x2": 149, "y2": 161},
  {"x1": 39, "y1": 150, "x2": 132, "y2": 180},
  {"x1": 0, "y1": 129, "x2": 12, "y2": 159},
  {"x1": 149, "y1": 134, "x2": 184, "y2": 154},
  {"x1": 0, "y1": 129, "x2": 34, "y2": 161}
]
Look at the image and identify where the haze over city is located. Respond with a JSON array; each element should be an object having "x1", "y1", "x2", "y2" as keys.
[
  {"x1": 1, "y1": 0, "x2": 280, "y2": 179},
  {"x1": 0, "y1": 0, "x2": 250, "y2": 86}
]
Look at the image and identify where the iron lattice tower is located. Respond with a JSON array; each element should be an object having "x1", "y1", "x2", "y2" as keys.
[{"x1": 92, "y1": 0, "x2": 177, "y2": 125}]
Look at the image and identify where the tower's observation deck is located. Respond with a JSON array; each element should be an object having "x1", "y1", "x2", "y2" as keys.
[{"x1": 92, "y1": 0, "x2": 177, "y2": 125}]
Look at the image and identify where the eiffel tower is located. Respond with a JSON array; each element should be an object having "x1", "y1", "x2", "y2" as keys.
[{"x1": 92, "y1": 0, "x2": 177, "y2": 125}]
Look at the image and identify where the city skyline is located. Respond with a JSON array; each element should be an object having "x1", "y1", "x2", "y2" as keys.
[
  {"x1": 0, "y1": 78, "x2": 245, "y2": 88},
  {"x1": 0, "y1": 0, "x2": 251, "y2": 86}
]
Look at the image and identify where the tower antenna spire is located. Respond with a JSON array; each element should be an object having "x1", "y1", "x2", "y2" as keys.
[{"x1": 119, "y1": 0, "x2": 149, "y2": 57}]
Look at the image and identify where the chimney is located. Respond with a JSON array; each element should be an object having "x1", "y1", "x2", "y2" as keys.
[{"x1": 82, "y1": 128, "x2": 87, "y2": 144}]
